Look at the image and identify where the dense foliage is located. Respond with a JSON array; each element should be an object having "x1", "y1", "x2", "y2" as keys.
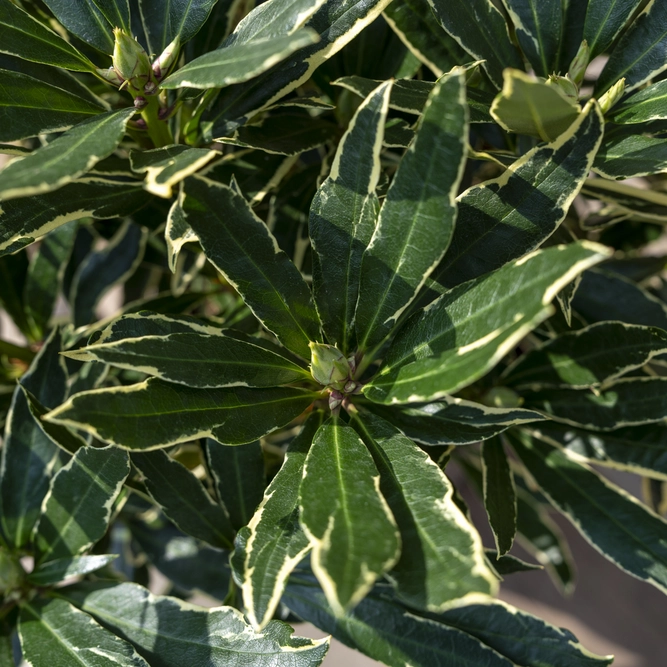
[{"x1": 1, "y1": 0, "x2": 667, "y2": 664}]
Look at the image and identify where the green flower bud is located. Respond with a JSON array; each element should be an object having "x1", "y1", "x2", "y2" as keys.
[
  {"x1": 568, "y1": 40, "x2": 590, "y2": 86},
  {"x1": 112, "y1": 28, "x2": 152, "y2": 91},
  {"x1": 309, "y1": 342, "x2": 351, "y2": 389},
  {"x1": 599, "y1": 78, "x2": 626, "y2": 114},
  {"x1": 546, "y1": 74, "x2": 578, "y2": 101},
  {"x1": 481, "y1": 387, "x2": 523, "y2": 408},
  {"x1": 0, "y1": 548, "x2": 23, "y2": 594},
  {"x1": 96, "y1": 66, "x2": 124, "y2": 87},
  {"x1": 153, "y1": 35, "x2": 180, "y2": 80}
]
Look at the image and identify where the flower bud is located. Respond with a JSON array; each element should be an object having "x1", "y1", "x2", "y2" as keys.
[
  {"x1": 134, "y1": 96, "x2": 148, "y2": 109},
  {"x1": 96, "y1": 66, "x2": 124, "y2": 87},
  {"x1": 545, "y1": 74, "x2": 578, "y2": 101},
  {"x1": 153, "y1": 35, "x2": 180, "y2": 79},
  {"x1": 112, "y1": 28, "x2": 152, "y2": 91},
  {"x1": 599, "y1": 78, "x2": 626, "y2": 114},
  {"x1": 568, "y1": 40, "x2": 590, "y2": 86},
  {"x1": 309, "y1": 342, "x2": 351, "y2": 389}
]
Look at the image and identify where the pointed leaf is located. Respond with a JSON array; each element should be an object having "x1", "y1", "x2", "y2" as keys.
[
  {"x1": 161, "y1": 30, "x2": 319, "y2": 89},
  {"x1": 165, "y1": 199, "x2": 197, "y2": 272},
  {"x1": 355, "y1": 71, "x2": 468, "y2": 352},
  {"x1": 206, "y1": 439, "x2": 266, "y2": 530},
  {"x1": 365, "y1": 242, "x2": 610, "y2": 405},
  {"x1": 181, "y1": 175, "x2": 321, "y2": 358},
  {"x1": 28, "y1": 554, "x2": 118, "y2": 586},
  {"x1": 0, "y1": 177, "x2": 147, "y2": 258},
  {"x1": 427, "y1": 0, "x2": 523, "y2": 87},
  {"x1": 90, "y1": 0, "x2": 130, "y2": 31},
  {"x1": 608, "y1": 79, "x2": 667, "y2": 124},
  {"x1": 0, "y1": 0, "x2": 95, "y2": 71},
  {"x1": 130, "y1": 146, "x2": 217, "y2": 198},
  {"x1": 584, "y1": 0, "x2": 642, "y2": 57},
  {"x1": 595, "y1": 0, "x2": 667, "y2": 94},
  {"x1": 509, "y1": 429, "x2": 667, "y2": 596},
  {"x1": 299, "y1": 418, "x2": 400, "y2": 615},
  {"x1": 481, "y1": 438, "x2": 516, "y2": 556},
  {"x1": 59, "y1": 581, "x2": 329, "y2": 666},
  {"x1": 353, "y1": 411, "x2": 496, "y2": 611},
  {"x1": 0, "y1": 108, "x2": 135, "y2": 201},
  {"x1": 433, "y1": 99, "x2": 603, "y2": 288},
  {"x1": 242, "y1": 413, "x2": 322, "y2": 629},
  {"x1": 504, "y1": 322, "x2": 667, "y2": 389},
  {"x1": 368, "y1": 397, "x2": 545, "y2": 446},
  {"x1": 484, "y1": 550, "x2": 541, "y2": 575},
  {"x1": 310, "y1": 81, "x2": 391, "y2": 350},
  {"x1": 35, "y1": 445, "x2": 129, "y2": 564},
  {"x1": 132, "y1": 449, "x2": 235, "y2": 548},
  {"x1": 46, "y1": 379, "x2": 319, "y2": 449},
  {"x1": 41, "y1": 0, "x2": 114, "y2": 52},
  {"x1": 19, "y1": 598, "x2": 149, "y2": 667},
  {"x1": 593, "y1": 134, "x2": 667, "y2": 179}
]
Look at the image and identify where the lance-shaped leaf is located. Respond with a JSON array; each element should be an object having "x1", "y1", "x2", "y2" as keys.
[
  {"x1": 299, "y1": 418, "x2": 400, "y2": 615},
  {"x1": 490, "y1": 69, "x2": 581, "y2": 141},
  {"x1": 139, "y1": 0, "x2": 217, "y2": 55},
  {"x1": 504, "y1": 322, "x2": 667, "y2": 390},
  {"x1": 355, "y1": 71, "x2": 468, "y2": 353},
  {"x1": 481, "y1": 438, "x2": 516, "y2": 556},
  {"x1": 0, "y1": 70, "x2": 103, "y2": 143},
  {"x1": 433, "y1": 100, "x2": 603, "y2": 289},
  {"x1": 368, "y1": 396, "x2": 545, "y2": 446},
  {"x1": 34, "y1": 445, "x2": 129, "y2": 564},
  {"x1": 522, "y1": 377, "x2": 667, "y2": 430},
  {"x1": 28, "y1": 554, "x2": 118, "y2": 586},
  {"x1": 19, "y1": 597, "x2": 149, "y2": 667},
  {"x1": 0, "y1": 0, "x2": 95, "y2": 71},
  {"x1": 59, "y1": 581, "x2": 329, "y2": 666},
  {"x1": 509, "y1": 429, "x2": 667, "y2": 596},
  {"x1": 427, "y1": 0, "x2": 523, "y2": 88},
  {"x1": 529, "y1": 421, "x2": 667, "y2": 480},
  {"x1": 24, "y1": 221, "x2": 78, "y2": 339},
  {"x1": 484, "y1": 550, "x2": 541, "y2": 575},
  {"x1": 608, "y1": 79, "x2": 667, "y2": 124},
  {"x1": 0, "y1": 108, "x2": 135, "y2": 201},
  {"x1": 0, "y1": 329, "x2": 66, "y2": 548},
  {"x1": 0, "y1": 177, "x2": 147, "y2": 258},
  {"x1": 242, "y1": 413, "x2": 322, "y2": 629},
  {"x1": 130, "y1": 146, "x2": 217, "y2": 198},
  {"x1": 365, "y1": 242, "x2": 610, "y2": 405},
  {"x1": 593, "y1": 134, "x2": 667, "y2": 180},
  {"x1": 501, "y1": 0, "x2": 563, "y2": 77},
  {"x1": 353, "y1": 411, "x2": 496, "y2": 611},
  {"x1": 584, "y1": 0, "x2": 642, "y2": 58},
  {"x1": 161, "y1": 30, "x2": 318, "y2": 89},
  {"x1": 284, "y1": 574, "x2": 612, "y2": 667},
  {"x1": 206, "y1": 439, "x2": 265, "y2": 530},
  {"x1": 165, "y1": 200, "x2": 197, "y2": 273},
  {"x1": 181, "y1": 175, "x2": 320, "y2": 359},
  {"x1": 90, "y1": 0, "x2": 130, "y2": 31},
  {"x1": 66, "y1": 330, "x2": 308, "y2": 389},
  {"x1": 71, "y1": 221, "x2": 147, "y2": 327},
  {"x1": 309, "y1": 81, "x2": 390, "y2": 350},
  {"x1": 202, "y1": 0, "x2": 394, "y2": 140},
  {"x1": 41, "y1": 0, "x2": 114, "y2": 53},
  {"x1": 595, "y1": 0, "x2": 667, "y2": 94},
  {"x1": 46, "y1": 379, "x2": 319, "y2": 450},
  {"x1": 383, "y1": 0, "x2": 470, "y2": 76},
  {"x1": 132, "y1": 450, "x2": 234, "y2": 548}
]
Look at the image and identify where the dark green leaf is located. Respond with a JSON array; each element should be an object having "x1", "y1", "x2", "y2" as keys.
[
  {"x1": 484, "y1": 549, "x2": 542, "y2": 575},
  {"x1": 91, "y1": 0, "x2": 130, "y2": 31},
  {"x1": 353, "y1": 411, "x2": 496, "y2": 611},
  {"x1": 365, "y1": 242, "x2": 609, "y2": 404},
  {"x1": 593, "y1": 134, "x2": 667, "y2": 179},
  {"x1": 504, "y1": 322, "x2": 667, "y2": 389},
  {"x1": 310, "y1": 81, "x2": 390, "y2": 351},
  {"x1": 608, "y1": 79, "x2": 667, "y2": 124},
  {"x1": 41, "y1": 0, "x2": 114, "y2": 52},
  {"x1": 355, "y1": 70, "x2": 468, "y2": 352},
  {"x1": 20, "y1": 327, "x2": 68, "y2": 409},
  {"x1": 59, "y1": 581, "x2": 330, "y2": 666},
  {"x1": 46, "y1": 379, "x2": 319, "y2": 449},
  {"x1": 0, "y1": 108, "x2": 135, "y2": 201},
  {"x1": 584, "y1": 0, "x2": 642, "y2": 57},
  {"x1": 368, "y1": 397, "x2": 545, "y2": 445},
  {"x1": 0, "y1": 0, "x2": 94, "y2": 71},
  {"x1": 427, "y1": 0, "x2": 523, "y2": 87},
  {"x1": 595, "y1": 0, "x2": 667, "y2": 94},
  {"x1": 241, "y1": 413, "x2": 322, "y2": 629},
  {"x1": 182, "y1": 175, "x2": 321, "y2": 359},
  {"x1": 206, "y1": 439, "x2": 265, "y2": 530},
  {"x1": 481, "y1": 438, "x2": 516, "y2": 555},
  {"x1": 509, "y1": 429, "x2": 667, "y2": 596},
  {"x1": 132, "y1": 449, "x2": 235, "y2": 548},
  {"x1": 0, "y1": 250, "x2": 30, "y2": 336},
  {"x1": 299, "y1": 418, "x2": 400, "y2": 615},
  {"x1": 28, "y1": 554, "x2": 118, "y2": 586},
  {"x1": 34, "y1": 445, "x2": 130, "y2": 564},
  {"x1": 19, "y1": 597, "x2": 149, "y2": 667},
  {"x1": 434, "y1": 101, "x2": 603, "y2": 288}
]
